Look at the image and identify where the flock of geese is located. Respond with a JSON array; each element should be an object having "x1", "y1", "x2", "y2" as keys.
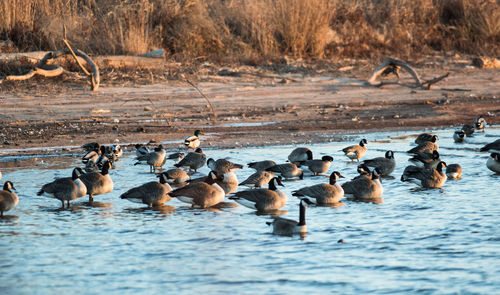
[{"x1": 1, "y1": 119, "x2": 499, "y2": 236}]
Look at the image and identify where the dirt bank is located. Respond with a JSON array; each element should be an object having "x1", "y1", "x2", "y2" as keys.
[{"x1": 0, "y1": 56, "x2": 499, "y2": 156}]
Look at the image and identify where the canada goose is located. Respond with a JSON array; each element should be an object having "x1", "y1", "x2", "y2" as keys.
[
  {"x1": 462, "y1": 124, "x2": 475, "y2": 137},
  {"x1": 288, "y1": 148, "x2": 313, "y2": 166},
  {"x1": 79, "y1": 161, "x2": 114, "y2": 203},
  {"x1": 161, "y1": 169, "x2": 191, "y2": 184},
  {"x1": 266, "y1": 199, "x2": 313, "y2": 236},
  {"x1": 292, "y1": 171, "x2": 344, "y2": 204},
  {"x1": 207, "y1": 158, "x2": 243, "y2": 174},
  {"x1": 475, "y1": 116, "x2": 487, "y2": 132},
  {"x1": 353, "y1": 164, "x2": 372, "y2": 180},
  {"x1": 184, "y1": 129, "x2": 203, "y2": 152},
  {"x1": 167, "y1": 152, "x2": 185, "y2": 163},
  {"x1": 120, "y1": 173, "x2": 173, "y2": 207},
  {"x1": 415, "y1": 133, "x2": 438, "y2": 145},
  {"x1": 135, "y1": 145, "x2": 166, "y2": 173},
  {"x1": 216, "y1": 171, "x2": 239, "y2": 195},
  {"x1": 480, "y1": 139, "x2": 500, "y2": 153},
  {"x1": 401, "y1": 161, "x2": 447, "y2": 189},
  {"x1": 0, "y1": 181, "x2": 18, "y2": 217},
  {"x1": 446, "y1": 164, "x2": 463, "y2": 180},
  {"x1": 174, "y1": 148, "x2": 207, "y2": 173},
  {"x1": 304, "y1": 156, "x2": 334, "y2": 176},
  {"x1": 408, "y1": 150, "x2": 441, "y2": 169},
  {"x1": 361, "y1": 150, "x2": 395, "y2": 176},
  {"x1": 266, "y1": 163, "x2": 303, "y2": 179},
  {"x1": 407, "y1": 136, "x2": 438, "y2": 154},
  {"x1": 342, "y1": 168, "x2": 383, "y2": 200},
  {"x1": 135, "y1": 144, "x2": 149, "y2": 157},
  {"x1": 239, "y1": 171, "x2": 275, "y2": 188},
  {"x1": 486, "y1": 153, "x2": 500, "y2": 174},
  {"x1": 81, "y1": 142, "x2": 100, "y2": 153},
  {"x1": 342, "y1": 139, "x2": 368, "y2": 161},
  {"x1": 229, "y1": 177, "x2": 287, "y2": 211},
  {"x1": 247, "y1": 160, "x2": 276, "y2": 172},
  {"x1": 453, "y1": 130, "x2": 466, "y2": 143},
  {"x1": 111, "y1": 144, "x2": 123, "y2": 159},
  {"x1": 37, "y1": 167, "x2": 87, "y2": 208},
  {"x1": 170, "y1": 171, "x2": 225, "y2": 208}
]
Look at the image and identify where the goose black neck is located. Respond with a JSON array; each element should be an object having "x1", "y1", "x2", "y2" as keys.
[
  {"x1": 269, "y1": 179, "x2": 277, "y2": 190},
  {"x1": 298, "y1": 201, "x2": 306, "y2": 226},
  {"x1": 101, "y1": 165, "x2": 110, "y2": 175},
  {"x1": 329, "y1": 174, "x2": 337, "y2": 185}
]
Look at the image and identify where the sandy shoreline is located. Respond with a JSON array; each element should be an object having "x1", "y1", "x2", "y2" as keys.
[{"x1": 1, "y1": 58, "x2": 499, "y2": 157}]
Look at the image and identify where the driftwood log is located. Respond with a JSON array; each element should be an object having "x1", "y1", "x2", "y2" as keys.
[
  {"x1": 367, "y1": 58, "x2": 449, "y2": 90},
  {"x1": 0, "y1": 46, "x2": 100, "y2": 90}
]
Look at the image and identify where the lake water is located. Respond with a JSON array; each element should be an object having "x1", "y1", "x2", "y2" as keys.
[{"x1": 1, "y1": 127, "x2": 499, "y2": 294}]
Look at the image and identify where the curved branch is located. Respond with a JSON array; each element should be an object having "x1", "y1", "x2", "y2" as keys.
[{"x1": 368, "y1": 58, "x2": 422, "y2": 87}]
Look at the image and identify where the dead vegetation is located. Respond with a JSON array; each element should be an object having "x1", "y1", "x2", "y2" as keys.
[{"x1": 0, "y1": 0, "x2": 499, "y2": 62}]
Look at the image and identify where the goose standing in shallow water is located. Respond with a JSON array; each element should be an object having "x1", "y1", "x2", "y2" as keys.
[
  {"x1": 229, "y1": 177, "x2": 287, "y2": 211},
  {"x1": 184, "y1": 130, "x2": 203, "y2": 152},
  {"x1": 170, "y1": 171, "x2": 225, "y2": 208},
  {"x1": 446, "y1": 164, "x2": 463, "y2": 180},
  {"x1": 37, "y1": 168, "x2": 87, "y2": 208},
  {"x1": 135, "y1": 145, "x2": 166, "y2": 173},
  {"x1": 342, "y1": 139, "x2": 367, "y2": 162},
  {"x1": 239, "y1": 171, "x2": 275, "y2": 188},
  {"x1": 304, "y1": 156, "x2": 334, "y2": 176},
  {"x1": 266, "y1": 163, "x2": 303, "y2": 180},
  {"x1": 287, "y1": 148, "x2": 313, "y2": 167},
  {"x1": 79, "y1": 161, "x2": 114, "y2": 203},
  {"x1": 120, "y1": 174, "x2": 173, "y2": 207},
  {"x1": 401, "y1": 161, "x2": 447, "y2": 189},
  {"x1": 361, "y1": 150, "x2": 395, "y2": 176},
  {"x1": 292, "y1": 171, "x2": 344, "y2": 205},
  {"x1": 174, "y1": 148, "x2": 207, "y2": 174},
  {"x1": 0, "y1": 181, "x2": 18, "y2": 217},
  {"x1": 486, "y1": 153, "x2": 500, "y2": 174},
  {"x1": 266, "y1": 199, "x2": 312, "y2": 236}
]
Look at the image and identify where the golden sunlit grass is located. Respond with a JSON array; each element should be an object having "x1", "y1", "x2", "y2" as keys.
[{"x1": 0, "y1": 0, "x2": 499, "y2": 61}]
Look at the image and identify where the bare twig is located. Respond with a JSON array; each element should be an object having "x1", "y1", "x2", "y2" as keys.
[
  {"x1": 185, "y1": 78, "x2": 218, "y2": 125},
  {"x1": 63, "y1": 39, "x2": 91, "y2": 76}
]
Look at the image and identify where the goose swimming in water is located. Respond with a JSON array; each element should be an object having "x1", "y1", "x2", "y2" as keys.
[{"x1": 266, "y1": 199, "x2": 313, "y2": 236}]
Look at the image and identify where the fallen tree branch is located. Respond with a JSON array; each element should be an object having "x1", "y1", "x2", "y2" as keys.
[{"x1": 185, "y1": 78, "x2": 218, "y2": 125}]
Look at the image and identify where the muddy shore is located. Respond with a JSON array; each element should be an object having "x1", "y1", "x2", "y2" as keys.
[{"x1": 0, "y1": 57, "x2": 499, "y2": 157}]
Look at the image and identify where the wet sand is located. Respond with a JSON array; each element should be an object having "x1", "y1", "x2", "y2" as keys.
[{"x1": 0, "y1": 58, "x2": 499, "y2": 156}]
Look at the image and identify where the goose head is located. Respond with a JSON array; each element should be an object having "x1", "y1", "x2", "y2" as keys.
[
  {"x1": 359, "y1": 139, "x2": 368, "y2": 146},
  {"x1": 322, "y1": 156, "x2": 334, "y2": 162},
  {"x1": 436, "y1": 161, "x2": 447, "y2": 171},
  {"x1": 3, "y1": 181, "x2": 15, "y2": 191},
  {"x1": 329, "y1": 171, "x2": 344, "y2": 184},
  {"x1": 385, "y1": 150, "x2": 394, "y2": 159}
]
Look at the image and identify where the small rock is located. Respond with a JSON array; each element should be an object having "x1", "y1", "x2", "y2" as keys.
[{"x1": 144, "y1": 106, "x2": 153, "y2": 111}]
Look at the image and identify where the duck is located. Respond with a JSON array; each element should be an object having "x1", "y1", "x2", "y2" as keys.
[
  {"x1": 407, "y1": 136, "x2": 438, "y2": 154},
  {"x1": 229, "y1": 177, "x2": 287, "y2": 211},
  {"x1": 486, "y1": 153, "x2": 500, "y2": 174},
  {"x1": 207, "y1": 158, "x2": 243, "y2": 174},
  {"x1": 342, "y1": 139, "x2": 368, "y2": 161},
  {"x1": 81, "y1": 142, "x2": 100, "y2": 153},
  {"x1": 120, "y1": 173, "x2": 173, "y2": 207},
  {"x1": 174, "y1": 148, "x2": 207, "y2": 173},
  {"x1": 453, "y1": 130, "x2": 466, "y2": 143},
  {"x1": 135, "y1": 145, "x2": 166, "y2": 173},
  {"x1": 169, "y1": 171, "x2": 225, "y2": 208},
  {"x1": 304, "y1": 156, "x2": 334, "y2": 176},
  {"x1": 82, "y1": 144, "x2": 102, "y2": 172},
  {"x1": 401, "y1": 161, "x2": 447, "y2": 189},
  {"x1": 287, "y1": 147, "x2": 313, "y2": 166},
  {"x1": 239, "y1": 171, "x2": 275, "y2": 188},
  {"x1": 135, "y1": 144, "x2": 149, "y2": 158},
  {"x1": 475, "y1": 116, "x2": 487, "y2": 132},
  {"x1": 37, "y1": 167, "x2": 87, "y2": 208},
  {"x1": 408, "y1": 150, "x2": 441, "y2": 169},
  {"x1": 247, "y1": 160, "x2": 276, "y2": 172},
  {"x1": 361, "y1": 150, "x2": 395, "y2": 176},
  {"x1": 461, "y1": 123, "x2": 475, "y2": 137},
  {"x1": 480, "y1": 139, "x2": 500, "y2": 153},
  {"x1": 446, "y1": 164, "x2": 463, "y2": 180},
  {"x1": 184, "y1": 129, "x2": 203, "y2": 152},
  {"x1": 111, "y1": 144, "x2": 123, "y2": 159},
  {"x1": 161, "y1": 168, "x2": 191, "y2": 184},
  {"x1": 266, "y1": 199, "x2": 313, "y2": 236},
  {"x1": 266, "y1": 163, "x2": 303, "y2": 180},
  {"x1": 292, "y1": 171, "x2": 344, "y2": 205},
  {"x1": 342, "y1": 168, "x2": 383, "y2": 200},
  {"x1": 0, "y1": 181, "x2": 18, "y2": 217},
  {"x1": 79, "y1": 161, "x2": 114, "y2": 203},
  {"x1": 415, "y1": 133, "x2": 437, "y2": 145}
]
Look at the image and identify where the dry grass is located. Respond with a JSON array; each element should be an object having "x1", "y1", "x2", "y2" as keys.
[{"x1": 0, "y1": 0, "x2": 499, "y2": 62}]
